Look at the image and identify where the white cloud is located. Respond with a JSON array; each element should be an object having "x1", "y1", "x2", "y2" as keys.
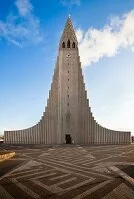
[
  {"x1": 60, "y1": 0, "x2": 80, "y2": 7},
  {"x1": 76, "y1": 10, "x2": 134, "y2": 67},
  {"x1": 0, "y1": 0, "x2": 43, "y2": 47},
  {"x1": 15, "y1": 0, "x2": 33, "y2": 17}
]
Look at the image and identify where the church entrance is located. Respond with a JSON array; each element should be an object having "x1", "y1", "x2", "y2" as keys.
[{"x1": 65, "y1": 134, "x2": 71, "y2": 144}]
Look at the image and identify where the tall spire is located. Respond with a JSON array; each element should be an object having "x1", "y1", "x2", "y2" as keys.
[
  {"x1": 59, "y1": 17, "x2": 78, "y2": 49},
  {"x1": 4, "y1": 16, "x2": 131, "y2": 146}
]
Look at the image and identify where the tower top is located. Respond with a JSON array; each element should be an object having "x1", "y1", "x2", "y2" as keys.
[{"x1": 59, "y1": 17, "x2": 78, "y2": 49}]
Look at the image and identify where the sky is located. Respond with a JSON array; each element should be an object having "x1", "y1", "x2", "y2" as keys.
[{"x1": 0, "y1": 0, "x2": 134, "y2": 135}]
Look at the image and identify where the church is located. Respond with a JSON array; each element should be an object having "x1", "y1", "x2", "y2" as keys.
[{"x1": 4, "y1": 18, "x2": 131, "y2": 145}]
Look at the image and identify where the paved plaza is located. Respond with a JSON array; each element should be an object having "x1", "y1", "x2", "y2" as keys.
[{"x1": 0, "y1": 144, "x2": 134, "y2": 199}]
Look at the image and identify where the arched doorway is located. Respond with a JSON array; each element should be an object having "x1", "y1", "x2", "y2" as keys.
[{"x1": 65, "y1": 134, "x2": 71, "y2": 144}]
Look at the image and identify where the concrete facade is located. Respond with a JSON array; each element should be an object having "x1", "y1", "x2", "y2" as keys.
[{"x1": 4, "y1": 18, "x2": 131, "y2": 145}]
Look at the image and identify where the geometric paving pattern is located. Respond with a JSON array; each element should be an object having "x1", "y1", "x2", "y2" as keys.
[{"x1": 0, "y1": 144, "x2": 134, "y2": 199}]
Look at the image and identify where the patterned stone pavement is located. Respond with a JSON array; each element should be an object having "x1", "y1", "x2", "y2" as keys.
[{"x1": 0, "y1": 144, "x2": 134, "y2": 199}]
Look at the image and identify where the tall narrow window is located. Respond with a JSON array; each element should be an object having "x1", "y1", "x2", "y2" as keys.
[
  {"x1": 66, "y1": 113, "x2": 70, "y2": 131},
  {"x1": 62, "y1": 42, "x2": 65, "y2": 48},
  {"x1": 72, "y1": 42, "x2": 75, "y2": 48},
  {"x1": 67, "y1": 40, "x2": 70, "y2": 48}
]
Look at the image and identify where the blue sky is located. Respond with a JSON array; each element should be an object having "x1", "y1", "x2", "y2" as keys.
[{"x1": 0, "y1": 0, "x2": 134, "y2": 135}]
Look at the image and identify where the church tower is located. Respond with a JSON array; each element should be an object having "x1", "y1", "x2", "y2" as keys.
[
  {"x1": 4, "y1": 17, "x2": 131, "y2": 145},
  {"x1": 58, "y1": 17, "x2": 87, "y2": 144}
]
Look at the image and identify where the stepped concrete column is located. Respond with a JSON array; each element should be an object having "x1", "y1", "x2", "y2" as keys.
[
  {"x1": 27, "y1": 128, "x2": 29, "y2": 144},
  {"x1": 14, "y1": 131, "x2": 16, "y2": 144},
  {"x1": 30, "y1": 128, "x2": 32, "y2": 144},
  {"x1": 110, "y1": 130, "x2": 112, "y2": 144},
  {"x1": 13, "y1": 132, "x2": 15, "y2": 144}
]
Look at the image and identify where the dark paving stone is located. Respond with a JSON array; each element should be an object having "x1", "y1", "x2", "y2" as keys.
[
  {"x1": 0, "y1": 159, "x2": 24, "y2": 177},
  {"x1": 21, "y1": 179, "x2": 57, "y2": 198},
  {"x1": 84, "y1": 178, "x2": 123, "y2": 199},
  {"x1": 1, "y1": 178, "x2": 34, "y2": 199},
  {"x1": 118, "y1": 165, "x2": 134, "y2": 178}
]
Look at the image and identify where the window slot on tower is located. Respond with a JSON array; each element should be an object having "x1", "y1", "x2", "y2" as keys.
[
  {"x1": 68, "y1": 78, "x2": 69, "y2": 81},
  {"x1": 68, "y1": 94, "x2": 69, "y2": 98},
  {"x1": 67, "y1": 103, "x2": 69, "y2": 106},
  {"x1": 72, "y1": 42, "x2": 75, "y2": 48},
  {"x1": 62, "y1": 42, "x2": 65, "y2": 48},
  {"x1": 68, "y1": 71, "x2": 69, "y2": 73},
  {"x1": 67, "y1": 40, "x2": 70, "y2": 48}
]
